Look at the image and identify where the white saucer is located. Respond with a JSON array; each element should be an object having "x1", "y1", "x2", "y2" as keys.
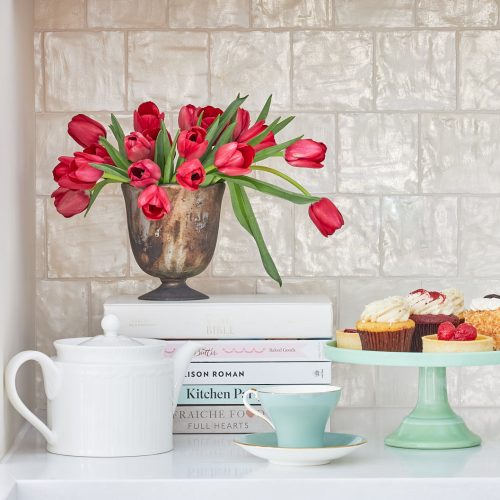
[{"x1": 234, "y1": 432, "x2": 367, "y2": 466}]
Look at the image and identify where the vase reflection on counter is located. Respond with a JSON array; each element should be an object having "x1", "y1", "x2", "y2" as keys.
[{"x1": 122, "y1": 183, "x2": 225, "y2": 301}]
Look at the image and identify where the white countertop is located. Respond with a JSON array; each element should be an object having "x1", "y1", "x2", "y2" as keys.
[{"x1": 2, "y1": 407, "x2": 500, "y2": 500}]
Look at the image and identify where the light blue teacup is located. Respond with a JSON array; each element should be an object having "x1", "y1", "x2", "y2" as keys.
[{"x1": 243, "y1": 385, "x2": 342, "y2": 448}]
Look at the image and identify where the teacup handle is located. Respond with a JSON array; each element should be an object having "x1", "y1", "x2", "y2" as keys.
[{"x1": 242, "y1": 388, "x2": 275, "y2": 430}]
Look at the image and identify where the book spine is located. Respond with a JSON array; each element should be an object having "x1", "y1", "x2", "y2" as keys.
[
  {"x1": 163, "y1": 339, "x2": 328, "y2": 362},
  {"x1": 103, "y1": 301, "x2": 332, "y2": 339},
  {"x1": 183, "y1": 361, "x2": 332, "y2": 385},
  {"x1": 179, "y1": 385, "x2": 270, "y2": 405},
  {"x1": 173, "y1": 405, "x2": 272, "y2": 434}
]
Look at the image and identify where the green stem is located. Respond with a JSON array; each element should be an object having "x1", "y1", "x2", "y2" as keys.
[
  {"x1": 251, "y1": 165, "x2": 311, "y2": 196},
  {"x1": 103, "y1": 173, "x2": 128, "y2": 183},
  {"x1": 204, "y1": 165, "x2": 217, "y2": 175}
]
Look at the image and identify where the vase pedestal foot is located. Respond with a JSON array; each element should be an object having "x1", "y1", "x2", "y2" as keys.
[
  {"x1": 139, "y1": 280, "x2": 208, "y2": 301},
  {"x1": 384, "y1": 367, "x2": 481, "y2": 450}
]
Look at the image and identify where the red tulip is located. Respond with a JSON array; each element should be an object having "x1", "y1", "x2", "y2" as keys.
[
  {"x1": 133, "y1": 101, "x2": 165, "y2": 139},
  {"x1": 197, "y1": 105, "x2": 223, "y2": 130},
  {"x1": 67, "y1": 114, "x2": 106, "y2": 148},
  {"x1": 178, "y1": 104, "x2": 198, "y2": 131},
  {"x1": 53, "y1": 152, "x2": 103, "y2": 190},
  {"x1": 137, "y1": 184, "x2": 171, "y2": 221},
  {"x1": 309, "y1": 198, "x2": 344, "y2": 237},
  {"x1": 285, "y1": 139, "x2": 327, "y2": 168},
  {"x1": 177, "y1": 126, "x2": 208, "y2": 160},
  {"x1": 51, "y1": 187, "x2": 90, "y2": 218},
  {"x1": 236, "y1": 119, "x2": 276, "y2": 152},
  {"x1": 82, "y1": 143, "x2": 113, "y2": 165},
  {"x1": 214, "y1": 142, "x2": 255, "y2": 176},
  {"x1": 124, "y1": 132, "x2": 154, "y2": 162},
  {"x1": 232, "y1": 108, "x2": 251, "y2": 141},
  {"x1": 178, "y1": 104, "x2": 223, "y2": 131},
  {"x1": 175, "y1": 159, "x2": 206, "y2": 191},
  {"x1": 128, "y1": 159, "x2": 161, "y2": 188}
]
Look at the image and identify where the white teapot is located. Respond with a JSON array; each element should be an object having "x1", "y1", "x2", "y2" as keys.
[{"x1": 5, "y1": 314, "x2": 201, "y2": 457}]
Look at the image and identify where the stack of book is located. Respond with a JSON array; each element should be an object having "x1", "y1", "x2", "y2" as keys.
[{"x1": 104, "y1": 295, "x2": 333, "y2": 434}]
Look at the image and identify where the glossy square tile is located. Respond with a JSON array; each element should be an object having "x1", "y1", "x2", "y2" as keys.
[
  {"x1": 335, "y1": 0, "x2": 414, "y2": 27},
  {"x1": 87, "y1": 0, "x2": 168, "y2": 28},
  {"x1": 254, "y1": 113, "x2": 336, "y2": 195},
  {"x1": 47, "y1": 197, "x2": 128, "y2": 278},
  {"x1": 460, "y1": 31, "x2": 500, "y2": 110},
  {"x1": 338, "y1": 113, "x2": 418, "y2": 194},
  {"x1": 211, "y1": 32, "x2": 290, "y2": 111},
  {"x1": 36, "y1": 198, "x2": 46, "y2": 279},
  {"x1": 252, "y1": 0, "x2": 330, "y2": 27},
  {"x1": 333, "y1": 364, "x2": 377, "y2": 407},
  {"x1": 376, "y1": 31, "x2": 456, "y2": 110},
  {"x1": 170, "y1": 0, "x2": 249, "y2": 27},
  {"x1": 212, "y1": 191, "x2": 294, "y2": 277},
  {"x1": 460, "y1": 197, "x2": 500, "y2": 277},
  {"x1": 422, "y1": 114, "x2": 500, "y2": 193},
  {"x1": 128, "y1": 32, "x2": 208, "y2": 112},
  {"x1": 295, "y1": 196, "x2": 380, "y2": 276},
  {"x1": 417, "y1": 0, "x2": 498, "y2": 27},
  {"x1": 293, "y1": 31, "x2": 373, "y2": 111},
  {"x1": 35, "y1": 0, "x2": 85, "y2": 29},
  {"x1": 381, "y1": 197, "x2": 458, "y2": 276},
  {"x1": 45, "y1": 32, "x2": 125, "y2": 111}
]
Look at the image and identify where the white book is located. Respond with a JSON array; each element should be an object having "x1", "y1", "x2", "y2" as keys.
[
  {"x1": 104, "y1": 294, "x2": 333, "y2": 340},
  {"x1": 183, "y1": 361, "x2": 331, "y2": 385},
  {"x1": 163, "y1": 339, "x2": 328, "y2": 362}
]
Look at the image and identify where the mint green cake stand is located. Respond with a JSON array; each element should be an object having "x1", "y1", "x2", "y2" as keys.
[{"x1": 324, "y1": 341, "x2": 500, "y2": 450}]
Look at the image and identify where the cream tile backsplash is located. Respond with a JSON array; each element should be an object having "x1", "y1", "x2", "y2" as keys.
[{"x1": 35, "y1": 0, "x2": 500, "y2": 408}]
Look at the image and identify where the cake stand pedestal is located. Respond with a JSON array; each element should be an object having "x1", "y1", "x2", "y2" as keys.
[{"x1": 324, "y1": 342, "x2": 500, "y2": 450}]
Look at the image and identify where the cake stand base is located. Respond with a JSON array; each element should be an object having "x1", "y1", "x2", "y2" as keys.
[{"x1": 384, "y1": 367, "x2": 481, "y2": 450}]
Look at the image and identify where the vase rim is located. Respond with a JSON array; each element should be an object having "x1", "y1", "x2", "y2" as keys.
[{"x1": 122, "y1": 183, "x2": 224, "y2": 191}]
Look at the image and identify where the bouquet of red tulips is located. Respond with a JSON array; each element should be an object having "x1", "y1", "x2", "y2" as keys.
[{"x1": 52, "y1": 95, "x2": 344, "y2": 284}]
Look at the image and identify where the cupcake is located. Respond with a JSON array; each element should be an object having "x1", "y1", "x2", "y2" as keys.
[
  {"x1": 442, "y1": 288, "x2": 465, "y2": 322},
  {"x1": 463, "y1": 296, "x2": 500, "y2": 350},
  {"x1": 406, "y1": 289, "x2": 460, "y2": 352},
  {"x1": 355, "y1": 296, "x2": 415, "y2": 352},
  {"x1": 336, "y1": 329, "x2": 362, "y2": 350}
]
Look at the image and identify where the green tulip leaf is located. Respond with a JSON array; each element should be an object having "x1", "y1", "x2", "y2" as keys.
[
  {"x1": 217, "y1": 174, "x2": 319, "y2": 204},
  {"x1": 228, "y1": 182, "x2": 282, "y2": 286},
  {"x1": 247, "y1": 117, "x2": 280, "y2": 147},
  {"x1": 256, "y1": 95, "x2": 272, "y2": 123},
  {"x1": 154, "y1": 127, "x2": 166, "y2": 168},
  {"x1": 89, "y1": 163, "x2": 130, "y2": 182},
  {"x1": 109, "y1": 114, "x2": 126, "y2": 157},
  {"x1": 163, "y1": 130, "x2": 179, "y2": 183},
  {"x1": 253, "y1": 136, "x2": 302, "y2": 163},
  {"x1": 99, "y1": 137, "x2": 130, "y2": 171}
]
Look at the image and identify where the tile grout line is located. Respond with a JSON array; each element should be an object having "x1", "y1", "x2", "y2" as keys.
[{"x1": 456, "y1": 30, "x2": 460, "y2": 111}]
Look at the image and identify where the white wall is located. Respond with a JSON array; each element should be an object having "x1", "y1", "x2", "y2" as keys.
[{"x1": 0, "y1": 0, "x2": 35, "y2": 457}]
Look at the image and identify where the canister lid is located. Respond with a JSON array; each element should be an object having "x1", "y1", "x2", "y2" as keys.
[{"x1": 79, "y1": 315, "x2": 143, "y2": 347}]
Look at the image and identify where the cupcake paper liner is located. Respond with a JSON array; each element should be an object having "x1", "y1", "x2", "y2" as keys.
[
  {"x1": 358, "y1": 327, "x2": 414, "y2": 352},
  {"x1": 410, "y1": 315, "x2": 460, "y2": 352}
]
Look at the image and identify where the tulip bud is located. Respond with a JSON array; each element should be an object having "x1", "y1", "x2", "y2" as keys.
[
  {"x1": 124, "y1": 132, "x2": 154, "y2": 162},
  {"x1": 214, "y1": 142, "x2": 255, "y2": 176},
  {"x1": 176, "y1": 159, "x2": 206, "y2": 191},
  {"x1": 51, "y1": 187, "x2": 90, "y2": 218},
  {"x1": 177, "y1": 126, "x2": 208, "y2": 160},
  {"x1": 285, "y1": 139, "x2": 327, "y2": 169},
  {"x1": 309, "y1": 198, "x2": 344, "y2": 237},
  {"x1": 133, "y1": 101, "x2": 165, "y2": 139},
  {"x1": 67, "y1": 114, "x2": 106, "y2": 148},
  {"x1": 137, "y1": 184, "x2": 171, "y2": 221},
  {"x1": 128, "y1": 159, "x2": 161, "y2": 188}
]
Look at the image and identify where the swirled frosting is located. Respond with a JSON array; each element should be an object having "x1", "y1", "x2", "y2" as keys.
[
  {"x1": 406, "y1": 289, "x2": 447, "y2": 315},
  {"x1": 441, "y1": 288, "x2": 464, "y2": 315},
  {"x1": 469, "y1": 297, "x2": 500, "y2": 311},
  {"x1": 360, "y1": 296, "x2": 410, "y2": 323}
]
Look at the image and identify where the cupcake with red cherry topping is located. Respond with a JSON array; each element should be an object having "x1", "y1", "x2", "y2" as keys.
[
  {"x1": 422, "y1": 322, "x2": 493, "y2": 353},
  {"x1": 406, "y1": 289, "x2": 460, "y2": 352}
]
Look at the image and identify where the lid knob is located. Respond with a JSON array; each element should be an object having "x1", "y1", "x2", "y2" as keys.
[{"x1": 101, "y1": 314, "x2": 120, "y2": 337}]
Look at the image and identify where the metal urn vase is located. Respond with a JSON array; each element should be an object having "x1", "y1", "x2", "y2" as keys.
[{"x1": 122, "y1": 183, "x2": 225, "y2": 301}]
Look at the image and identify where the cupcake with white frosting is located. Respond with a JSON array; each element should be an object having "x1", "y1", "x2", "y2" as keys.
[
  {"x1": 406, "y1": 289, "x2": 460, "y2": 352},
  {"x1": 442, "y1": 288, "x2": 465, "y2": 320},
  {"x1": 355, "y1": 296, "x2": 415, "y2": 352},
  {"x1": 463, "y1": 296, "x2": 500, "y2": 349}
]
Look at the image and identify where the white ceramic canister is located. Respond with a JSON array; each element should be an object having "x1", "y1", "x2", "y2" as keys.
[{"x1": 5, "y1": 315, "x2": 201, "y2": 457}]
